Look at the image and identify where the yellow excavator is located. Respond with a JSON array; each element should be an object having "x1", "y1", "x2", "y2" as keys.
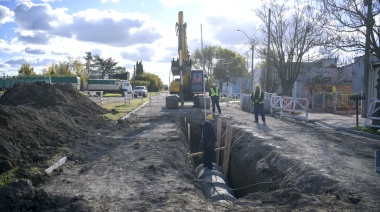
[{"x1": 170, "y1": 11, "x2": 204, "y2": 106}]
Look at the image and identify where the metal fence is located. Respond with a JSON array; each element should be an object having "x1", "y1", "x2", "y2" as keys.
[
  {"x1": 220, "y1": 92, "x2": 241, "y2": 99},
  {"x1": 271, "y1": 95, "x2": 309, "y2": 120},
  {"x1": 311, "y1": 91, "x2": 359, "y2": 114}
]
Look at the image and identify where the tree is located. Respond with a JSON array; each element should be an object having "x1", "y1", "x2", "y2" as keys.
[
  {"x1": 43, "y1": 61, "x2": 72, "y2": 76},
  {"x1": 114, "y1": 66, "x2": 126, "y2": 73},
  {"x1": 258, "y1": 60, "x2": 279, "y2": 93},
  {"x1": 93, "y1": 55, "x2": 118, "y2": 78},
  {"x1": 70, "y1": 57, "x2": 87, "y2": 77},
  {"x1": 321, "y1": 0, "x2": 380, "y2": 57},
  {"x1": 192, "y1": 46, "x2": 246, "y2": 87},
  {"x1": 255, "y1": 1, "x2": 328, "y2": 95},
  {"x1": 18, "y1": 62, "x2": 36, "y2": 76},
  {"x1": 135, "y1": 61, "x2": 144, "y2": 78},
  {"x1": 137, "y1": 72, "x2": 163, "y2": 92},
  {"x1": 83, "y1": 52, "x2": 93, "y2": 75},
  {"x1": 321, "y1": 0, "x2": 380, "y2": 117},
  {"x1": 41, "y1": 56, "x2": 87, "y2": 90},
  {"x1": 193, "y1": 47, "x2": 246, "y2": 86},
  {"x1": 42, "y1": 56, "x2": 86, "y2": 77},
  {"x1": 113, "y1": 66, "x2": 130, "y2": 80},
  {"x1": 192, "y1": 45, "x2": 217, "y2": 80},
  {"x1": 70, "y1": 57, "x2": 88, "y2": 88}
]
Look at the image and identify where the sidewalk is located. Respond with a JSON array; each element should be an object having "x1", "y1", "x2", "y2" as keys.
[
  {"x1": 224, "y1": 103, "x2": 380, "y2": 140},
  {"x1": 307, "y1": 112, "x2": 366, "y2": 129},
  {"x1": 299, "y1": 112, "x2": 380, "y2": 140}
]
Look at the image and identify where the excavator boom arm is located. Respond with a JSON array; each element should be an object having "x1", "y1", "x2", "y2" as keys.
[{"x1": 171, "y1": 11, "x2": 192, "y2": 76}]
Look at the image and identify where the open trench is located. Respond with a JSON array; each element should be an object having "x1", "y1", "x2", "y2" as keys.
[{"x1": 180, "y1": 115, "x2": 340, "y2": 202}]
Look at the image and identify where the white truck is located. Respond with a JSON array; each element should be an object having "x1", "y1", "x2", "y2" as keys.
[{"x1": 86, "y1": 79, "x2": 132, "y2": 96}]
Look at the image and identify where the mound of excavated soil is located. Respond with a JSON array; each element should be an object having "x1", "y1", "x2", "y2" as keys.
[
  {"x1": 0, "y1": 81, "x2": 105, "y2": 112},
  {"x1": 0, "y1": 82, "x2": 115, "y2": 211}
]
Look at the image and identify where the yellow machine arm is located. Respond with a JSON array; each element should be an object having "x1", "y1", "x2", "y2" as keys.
[{"x1": 171, "y1": 11, "x2": 192, "y2": 76}]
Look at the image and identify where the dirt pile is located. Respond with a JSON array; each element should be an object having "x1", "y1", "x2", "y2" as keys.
[{"x1": 0, "y1": 82, "x2": 115, "y2": 211}]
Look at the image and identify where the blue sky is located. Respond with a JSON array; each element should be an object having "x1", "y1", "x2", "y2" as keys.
[{"x1": 0, "y1": 0, "x2": 265, "y2": 85}]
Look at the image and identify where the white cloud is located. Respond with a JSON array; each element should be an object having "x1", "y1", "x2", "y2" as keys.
[
  {"x1": 29, "y1": 58, "x2": 56, "y2": 66},
  {"x1": 0, "y1": 0, "x2": 269, "y2": 84},
  {"x1": 41, "y1": 0, "x2": 62, "y2": 2},
  {"x1": 101, "y1": 0, "x2": 121, "y2": 3},
  {"x1": 25, "y1": 47, "x2": 46, "y2": 55},
  {"x1": 63, "y1": 9, "x2": 161, "y2": 47},
  {"x1": 17, "y1": 32, "x2": 51, "y2": 44},
  {"x1": 0, "y1": 5, "x2": 13, "y2": 24},
  {"x1": 13, "y1": 2, "x2": 57, "y2": 30},
  {"x1": 5, "y1": 57, "x2": 27, "y2": 66},
  {"x1": 0, "y1": 39, "x2": 12, "y2": 52}
]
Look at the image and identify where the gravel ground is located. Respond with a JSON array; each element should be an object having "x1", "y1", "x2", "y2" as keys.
[{"x1": 0, "y1": 84, "x2": 379, "y2": 211}]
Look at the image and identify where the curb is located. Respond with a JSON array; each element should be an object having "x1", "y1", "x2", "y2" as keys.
[
  {"x1": 281, "y1": 116, "x2": 380, "y2": 141},
  {"x1": 120, "y1": 97, "x2": 151, "y2": 121},
  {"x1": 335, "y1": 127, "x2": 380, "y2": 140}
]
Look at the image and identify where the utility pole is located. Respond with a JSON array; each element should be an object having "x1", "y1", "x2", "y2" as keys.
[
  {"x1": 251, "y1": 44, "x2": 254, "y2": 87},
  {"x1": 133, "y1": 65, "x2": 136, "y2": 88},
  {"x1": 237, "y1": 29, "x2": 255, "y2": 91},
  {"x1": 267, "y1": 8, "x2": 271, "y2": 93}
]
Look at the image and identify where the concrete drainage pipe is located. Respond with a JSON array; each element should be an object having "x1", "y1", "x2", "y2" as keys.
[{"x1": 195, "y1": 163, "x2": 237, "y2": 202}]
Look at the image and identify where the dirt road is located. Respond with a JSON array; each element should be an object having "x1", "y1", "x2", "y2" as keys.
[
  {"x1": 0, "y1": 84, "x2": 379, "y2": 211},
  {"x1": 41, "y1": 93, "x2": 380, "y2": 211}
]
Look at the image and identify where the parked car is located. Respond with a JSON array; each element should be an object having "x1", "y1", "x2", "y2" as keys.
[{"x1": 133, "y1": 86, "x2": 148, "y2": 97}]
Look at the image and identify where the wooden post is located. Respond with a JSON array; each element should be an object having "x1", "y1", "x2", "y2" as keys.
[
  {"x1": 223, "y1": 124, "x2": 233, "y2": 176},
  {"x1": 187, "y1": 123, "x2": 190, "y2": 141},
  {"x1": 100, "y1": 91, "x2": 103, "y2": 105},
  {"x1": 215, "y1": 118, "x2": 222, "y2": 165},
  {"x1": 184, "y1": 117, "x2": 187, "y2": 136},
  {"x1": 356, "y1": 100, "x2": 359, "y2": 127}
]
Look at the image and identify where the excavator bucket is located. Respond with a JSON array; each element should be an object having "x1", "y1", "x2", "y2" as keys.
[
  {"x1": 171, "y1": 59, "x2": 180, "y2": 76},
  {"x1": 183, "y1": 60, "x2": 192, "y2": 73},
  {"x1": 171, "y1": 59, "x2": 192, "y2": 76}
]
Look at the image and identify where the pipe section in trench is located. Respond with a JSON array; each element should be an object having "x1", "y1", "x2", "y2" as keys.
[{"x1": 195, "y1": 163, "x2": 237, "y2": 202}]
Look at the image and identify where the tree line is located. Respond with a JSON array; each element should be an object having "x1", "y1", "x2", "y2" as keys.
[{"x1": 17, "y1": 53, "x2": 163, "y2": 92}]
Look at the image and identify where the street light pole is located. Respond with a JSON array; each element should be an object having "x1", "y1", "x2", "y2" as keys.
[{"x1": 237, "y1": 29, "x2": 254, "y2": 91}]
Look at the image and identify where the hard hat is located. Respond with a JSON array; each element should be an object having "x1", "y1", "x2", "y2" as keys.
[
  {"x1": 206, "y1": 115, "x2": 214, "y2": 121},
  {"x1": 212, "y1": 83, "x2": 216, "y2": 86},
  {"x1": 255, "y1": 84, "x2": 260, "y2": 88}
]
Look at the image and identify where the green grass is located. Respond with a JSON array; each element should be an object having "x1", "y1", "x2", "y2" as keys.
[
  {"x1": 351, "y1": 126, "x2": 380, "y2": 136},
  {"x1": 0, "y1": 167, "x2": 19, "y2": 187},
  {"x1": 103, "y1": 93, "x2": 123, "y2": 97},
  {"x1": 0, "y1": 153, "x2": 64, "y2": 187},
  {"x1": 81, "y1": 92, "x2": 122, "y2": 97},
  {"x1": 101, "y1": 94, "x2": 154, "y2": 121}
]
